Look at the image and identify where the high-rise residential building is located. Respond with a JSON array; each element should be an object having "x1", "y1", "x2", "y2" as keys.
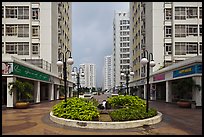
[
  {"x1": 79, "y1": 63, "x2": 96, "y2": 89},
  {"x1": 129, "y1": 2, "x2": 202, "y2": 82},
  {"x1": 2, "y1": 2, "x2": 73, "y2": 107},
  {"x1": 113, "y1": 11, "x2": 131, "y2": 89},
  {"x1": 103, "y1": 55, "x2": 113, "y2": 91}
]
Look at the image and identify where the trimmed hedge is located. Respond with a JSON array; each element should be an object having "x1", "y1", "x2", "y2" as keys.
[
  {"x1": 107, "y1": 95, "x2": 157, "y2": 121},
  {"x1": 107, "y1": 95, "x2": 146, "y2": 109},
  {"x1": 109, "y1": 107, "x2": 157, "y2": 121},
  {"x1": 52, "y1": 97, "x2": 100, "y2": 121}
]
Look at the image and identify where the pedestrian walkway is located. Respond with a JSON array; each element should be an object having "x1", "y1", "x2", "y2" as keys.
[{"x1": 2, "y1": 99, "x2": 202, "y2": 135}]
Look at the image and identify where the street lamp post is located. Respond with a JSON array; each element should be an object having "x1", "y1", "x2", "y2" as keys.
[
  {"x1": 140, "y1": 49, "x2": 155, "y2": 113},
  {"x1": 71, "y1": 67, "x2": 84, "y2": 98},
  {"x1": 120, "y1": 65, "x2": 134, "y2": 95},
  {"x1": 57, "y1": 50, "x2": 74, "y2": 102}
]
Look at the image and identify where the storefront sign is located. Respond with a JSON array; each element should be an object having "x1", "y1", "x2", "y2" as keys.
[
  {"x1": 173, "y1": 64, "x2": 202, "y2": 78},
  {"x1": 2, "y1": 62, "x2": 13, "y2": 75},
  {"x1": 153, "y1": 73, "x2": 165, "y2": 81},
  {"x1": 13, "y1": 63, "x2": 50, "y2": 82}
]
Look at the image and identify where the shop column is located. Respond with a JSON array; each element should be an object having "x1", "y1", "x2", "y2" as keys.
[
  {"x1": 7, "y1": 77, "x2": 16, "y2": 108},
  {"x1": 49, "y1": 83, "x2": 54, "y2": 101},
  {"x1": 166, "y1": 81, "x2": 172, "y2": 102},
  {"x1": 56, "y1": 85, "x2": 59, "y2": 99},
  {"x1": 193, "y1": 77, "x2": 202, "y2": 107},
  {"x1": 34, "y1": 81, "x2": 40, "y2": 103}
]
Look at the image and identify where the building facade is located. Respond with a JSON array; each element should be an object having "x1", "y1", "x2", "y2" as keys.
[
  {"x1": 129, "y1": 2, "x2": 202, "y2": 106},
  {"x1": 130, "y1": 2, "x2": 202, "y2": 82},
  {"x1": 103, "y1": 55, "x2": 113, "y2": 91},
  {"x1": 2, "y1": 2, "x2": 73, "y2": 107},
  {"x1": 78, "y1": 63, "x2": 96, "y2": 89},
  {"x1": 113, "y1": 11, "x2": 131, "y2": 90}
]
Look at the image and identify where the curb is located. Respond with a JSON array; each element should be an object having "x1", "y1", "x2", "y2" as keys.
[{"x1": 50, "y1": 111, "x2": 162, "y2": 129}]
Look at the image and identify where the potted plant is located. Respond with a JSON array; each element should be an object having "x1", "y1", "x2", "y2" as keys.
[
  {"x1": 172, "y1": 78, "x2": 201, "y2": 108},
  {"x1": 58, "y1": 86, "x2": 65, "y2": 100},
  {"x1": 8, "y1": 80, "x2": 33, "y2": 109}
]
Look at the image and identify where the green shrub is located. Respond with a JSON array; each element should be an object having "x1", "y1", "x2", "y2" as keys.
[
  {"x1": 107, "y1": 95, "x2": 157, "y2": 121},
  {"x1": 52, "y1": 97, "x2": 100, "y2": 121},
  {"x1": 107, "y1": 95, "x2": 146, "y2": 109},
  {"x1": 109, "y1": 107, "x2": 157, "y2": 121}
]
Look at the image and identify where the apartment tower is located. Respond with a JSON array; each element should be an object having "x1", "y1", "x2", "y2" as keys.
[
  {"x1": 113, "y1": 11, "x2": 131, "y2": 89},
  {"x1": 103, "y1": 55, "x2": 113, "y2": 91},
  {"x1": 129, "y1": 2, "x2": 202, "y2": 83}
]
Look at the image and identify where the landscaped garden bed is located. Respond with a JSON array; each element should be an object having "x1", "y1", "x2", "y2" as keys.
[{"x1": 51, "y1": 95, "x2": 158, "y2": 122}]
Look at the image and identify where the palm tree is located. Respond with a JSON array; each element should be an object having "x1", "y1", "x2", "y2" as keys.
[{"x1": 8, "y1": 80, "x2": 33, "y2": 102}]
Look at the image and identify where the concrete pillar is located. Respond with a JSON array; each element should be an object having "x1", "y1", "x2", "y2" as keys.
[
  {"x1": 34, "y1": 81, "x2": 40, "y2": 103},
  {"x1": 166, "y1": 81, "x2": 172, "y2": 103},
  {"x1": 192, "y1": 77, "x2": 202, "y2": 107},
  {"x1": 144, "y1": 84, "x2": 146, "y2": 99},
  {"x1": 56, "y1": 85, "x2": 59, "y2": 99},
  {"x1": 49, "y1": 83, "x2": 54, "y2": 101},
  {"x1": 7, "y1": 77, "x2": 16, "y2": 108}
]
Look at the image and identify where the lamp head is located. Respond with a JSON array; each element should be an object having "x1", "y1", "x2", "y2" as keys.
[
  {"x1": 81, "y1": 72, "x2": 85, "y2": 77},
  {"x1": 56, "y1": 60, "x2": 63, "y2": 67},
  {"x1": 121, "y1": 72, "x2": 125, "y2": 76},
  {"x1": 67, "y1": 57, "x2": 74, "y2": 65},
  {"x1": 130, "y1": 71, "x2": 134, "y2": 76},
  {"x1": 71, "y1": 71, "x2": 76, "y2": 76},
  {"x1": 150, "y1": 60, "x2": 156, "y2": 67},
  {"x1": 141, "y1": 57, "x2": 148, "y2": 65}
]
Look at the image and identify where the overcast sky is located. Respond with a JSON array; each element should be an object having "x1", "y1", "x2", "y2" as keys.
[{"x1": 72, "y1": 2, "x2": 129, "y2": 88}]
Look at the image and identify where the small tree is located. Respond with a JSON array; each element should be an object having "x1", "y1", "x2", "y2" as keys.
[{"x1": 8, "y1": 80, "x2": 33, "y2": 102}]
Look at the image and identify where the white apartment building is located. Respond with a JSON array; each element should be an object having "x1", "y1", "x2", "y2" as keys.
[
  {"x1": 129, "y1": 2, "x2": 202, "y2": 106},
  {"x1": 78, "y1": 63, "x2": 96, "y2": 89},
  {"x1": 113, "y1": 11, "x2": 131, "y2": 89},
  {"x1": 2, "y1": 2, "x2": 73, "y2": 108},
  {"x1": 103, "y1": 55, "x2": 113, "y2": 91},
  {"x1": 130, "y1": 2, "x2": 202, "y2": 81}
]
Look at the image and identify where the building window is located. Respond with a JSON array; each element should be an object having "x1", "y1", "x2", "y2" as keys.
[
  {"x1": 18, "y1": 42, "x2": 29, "y2": 55},
  {"x1": 200, "y1": 25, "x2": 202, "y2": 36},
  {"x1": 165, "y1": 26, "x2": 172, "y2": 37},
  {"x1": 6, "y1": 25, "x2": 17, "y2": 36},
  {"x1": 6, "y1": 42, "x2": 17, "y2": 54},
  {"x1": 186, "y1": 43, "x2": 198, "y2": 54},
  {"x1": 186, "y1": 7, "x2": 198, "y2": 19},
  {"x1": 175, "y1": 7, "x2": 186, "y2": 20},
  {"x1": 6, "y1": 6, "x2": 18, "y2": 18},
  {"x1": 32, "y1": 26, "x2": 40, "y2": 37},
  {"x1": 165, "y1": 8, "x2": 172, "y2": 20},
  {"x1": 199, "y1": 42, "x2": 202, "y2": 54},
  {"x1": 18, "y1": 6, "x2": 29, "y2": 19},
  {"x1": 186, "y1": 25, "x2": 198, "y2": 36},
  {"x1": 32, "y1": 43, "x2": 40, "y2": 55},
  {"x1": 199, "y1": 7, "x2": 202, "y2": 19},
  {"x1": 6, "y1": 42, "x2": 29, "y2": 55},
  {"x1": 18, "y1": 24, "x2": 29, "y2": 37},
  {"x1": 175, "y1": 25, "x2": 186, "y2": 37},
  {"x1": 165, "y1": 43, "x2": 172, "y2": 55},
  {"x1": 2, "y1": 42, "x2": 4, "y2": 54},
  {"x1": 2, "y1": 6, "x2": 4, "y2": 18},
  {"x1": 32, "y1": 8, "x2": 39, "y2": 20},
  {"x1": 175, "y1": 42, "x2": 186, "y2": 55},
  {"x1": 2, "y1": 25, "x2": 4, "y2": 36}
]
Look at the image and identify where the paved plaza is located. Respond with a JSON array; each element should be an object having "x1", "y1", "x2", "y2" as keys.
[{"x1": 2, "y1": 95, "x2": 202, "y2": 135}]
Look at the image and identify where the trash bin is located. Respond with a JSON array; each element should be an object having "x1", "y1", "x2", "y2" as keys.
[{"x1": 191, "y1": 101, "x2": 196, "y2": 109}]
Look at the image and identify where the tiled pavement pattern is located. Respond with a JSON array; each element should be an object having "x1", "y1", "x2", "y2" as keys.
[{"x1": 2, "y1": 95, "x2": 202, "y2": 135}]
